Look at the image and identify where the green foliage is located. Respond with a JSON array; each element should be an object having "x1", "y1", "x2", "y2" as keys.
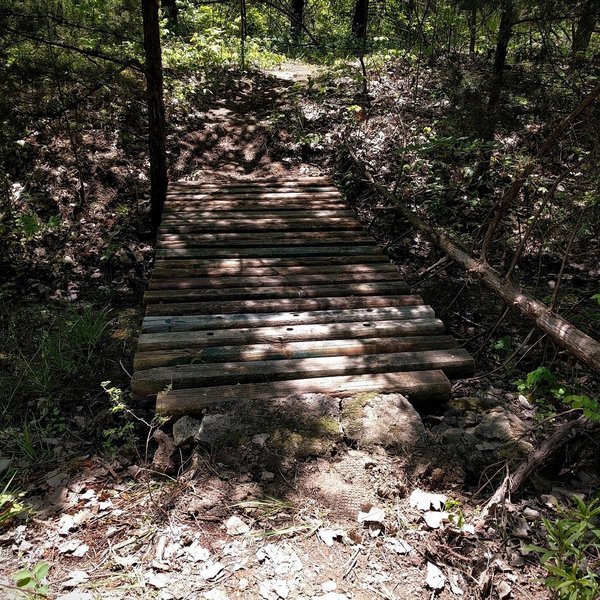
[
  {"x1": 23, "y1": 306, "x2": 111, "y2": 395},
  {"x1": 0, "y1": 476, "x2": 29, "y2": 526},
  {"x1": 101, "y1": 382, "x2": 138, "y2": 455},
  {"x1": 10, "y1": 561, "x2": 50, "y2": 598},
  {"x1": 524, "y1": 497, "x2": 600, "y2": 600},
  {"x1": 515, "y1": 368, "x2": 600, "y2": 422}
]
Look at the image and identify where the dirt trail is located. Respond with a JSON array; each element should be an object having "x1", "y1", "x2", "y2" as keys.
[{"x1": 171, "y1": 63, "x2": 324, "y2": 183}]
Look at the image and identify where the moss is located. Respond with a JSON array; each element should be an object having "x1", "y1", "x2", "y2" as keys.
[{"x1": 449, "y1": 396, "x2": 483, "y2": 412}]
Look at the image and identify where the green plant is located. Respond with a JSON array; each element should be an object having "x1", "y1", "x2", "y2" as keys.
[
  {"x1": 23, "y1": 306, "x2": 111, "y2": 395},
  {"x1": 101, "y1": 382, "x2": 168, "y2": 460},
  {"x1": 9, "y1": 561, "x2": 50, "y2": 598},
  {"x1": 524, "y1": 496, "x2": 600, "y2": 600},
  {"x1": 0, "y1": 476, "x2": 29, "y2": 525},
  {"x1": 515, "y1": 367, "x2": 600, "y2": 422}
]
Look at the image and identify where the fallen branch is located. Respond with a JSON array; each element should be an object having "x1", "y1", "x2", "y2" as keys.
[
  {"x1": 476, "y1": 416, "x2": 597, "y2": 524},
  {"x1": 348, "y1": 149, "x2": 600, "y2": 376}
]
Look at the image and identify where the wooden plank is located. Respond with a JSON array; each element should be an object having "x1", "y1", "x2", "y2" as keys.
[
  {"x1": 163, "y1": 210, "x2": 354, "y2": 220},
  {"x1": 152, "y1": 256, "x2": 385, "y2": 270},
  {"x1": 142, "y1": 306, "x2": 436, "y2": 333},
  {"x1": 134, "y1": 335, "x2": 458, "y2": 369},
  {"x1": 151, "y1": 263, "x2": 397, "y2": 279},
  {"x1": 155, "y1": 371, "x2": 451, "y2": 414},
  {"x1": 155, "y1": 246, "x2": 383, "y2": 259},
  {"x1": 169, "y1": 177, "x2": 333, "y2": 189},
  {"x1": 137, "y1": 318, "x2": 444, "y2": 351},
  {"x1": 144, "y1": 294, "x2": 426, "y2": 316},
  {"x1": 131, "y1": 349, "x2": 475, "y2": 395},
  {"x1": 166, "y1": 192, "x2": 343, "y2": 201},
  {"x1": 156, "y1": 233, "x2": 374, "y2": 249},
  {"x1": 157, "y1": 219, "x2": 362, "y2": 233},
  {"x1": 164, "y1": 200, "x2": 347, "y2": 211},
  {"x1": 148, "y1": 271, "x2": 404, "y2": 290},
  {"x1": 144, "y1": 281, "x2": 411, "y2": 303}
]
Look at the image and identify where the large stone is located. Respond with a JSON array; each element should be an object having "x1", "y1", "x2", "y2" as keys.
[
  {"x1": 197, "y1": 414, "x2": 248, "y2": 447},
  {"x1": 172, "y1": 415, "x2": 202, "y2": 446},
  {"x1": 474, "y1": 407, "x2": 528, "y2": 441},
  {"x1": 341, "y1": 392, "x2": 426, "y2": 449}
]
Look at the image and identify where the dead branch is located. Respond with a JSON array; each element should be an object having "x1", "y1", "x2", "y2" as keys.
[
  {"x1": 477, "y1": 416, "x2": 598, "y2": 525},
  {"x1": 349, "y1": 149, "x2": 600, "y2": 376}
]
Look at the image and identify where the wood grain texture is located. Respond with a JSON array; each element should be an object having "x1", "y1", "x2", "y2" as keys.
[
  {"x1": 155, "y1": 371, "x2": 451, "y2": 415},
  {"x1": 132, "y1": 176, "x2": 475, "y2": 413},
  {"x1": 131, "y1": 348, "x2": 474, "y2": 395}
]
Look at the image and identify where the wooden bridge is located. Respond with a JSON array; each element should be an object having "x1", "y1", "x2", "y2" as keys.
[{"x1": 131, "y1": 177, "x2": 474, "y2": 415}]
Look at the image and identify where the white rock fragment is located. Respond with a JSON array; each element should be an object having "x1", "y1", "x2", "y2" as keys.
[
  {"x1": 226, "y1": 515, "x2": 250, "y2": 536},
  {"x1": 252, "y1": 433, "x2": 270, "y2": 446},
  {"x1": 317, "y1": 528, "x2": 344, "y2": 547},
  {"x1": 321, "y1": 580, "x2": 337, "y2": 592},
  {"x1": 203, "y1": 589, "x2": 230, "y2": 600},
  {"x1": 425, "y1": 562, "x2": 446, "y2": 590},
  {"x1": 384, "y1": 538, "x2": 413, "y2": 554},
  {"x1": 147, "y1": 572, "x2": 169, "y2": 589},
  {"x1": 200, "y1": 561, "x2": 225, "y2": 581},
  {"x1": 61, "y1": 570, "x2": 89, "y2": 589},
  {"x1": 185, "y1": 541, "x2": 210, "y2": 562},
  {"x1": 357, "y1": 506, "x2": 385, "y2": 524},
  {"x1": 424, "y1": 511, "x2": 450, "y2": 529},
  {"x1": 409, "y1": 489, "x2": 447, "y2": 511}
]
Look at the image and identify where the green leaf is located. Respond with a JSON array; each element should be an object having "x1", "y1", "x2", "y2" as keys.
[{"x1": 33, "y1": 561, "x2": 50, "y2": 580}]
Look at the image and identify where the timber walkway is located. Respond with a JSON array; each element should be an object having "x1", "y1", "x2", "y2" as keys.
[{"x1": 131, "y1": 177, "x2": 474, "y2": 414}]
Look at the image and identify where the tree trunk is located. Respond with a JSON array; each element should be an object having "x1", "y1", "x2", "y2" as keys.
[
  {"x1": 141, "y1": 0, "x2": 168, "y2": 238},
  {"x1": 482, "y1": 0, "x2": 515, "y2": 141},
  {"x1": 467, "y1": 6, "x2": 476, "y2": 54},
  {"x1": 572, "y1": 0, "x2": 597, "y2": 61},
  {"x1": 161, "y1": 0, "x2": 178, "y2": 31},
  {"x1": 350, "y1": 151, "x2": 600, "y2": 377},
  {"x1": 352, "y1": 0, "x2": 369, "y2": 40},
  {"x1": 290, "y1": 0, "x2": 305, "y2": 43}
]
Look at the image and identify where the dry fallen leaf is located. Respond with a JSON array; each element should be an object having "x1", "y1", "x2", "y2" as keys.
[
  {"x1": 357, "y1": 506, "x2": 385, "y2": 524},
  {"x1": 425, "y1": 562, "x2": 446, "y2": 590},
  {"x1": 226, "y1": 515, "x2": 250, "y2": 536},
  {"x1": 409, "y1": 488, "x2": 447, "y2": 511},
  {"x1": 424, "y1": 511, "x2": 450, "y2": 529}
]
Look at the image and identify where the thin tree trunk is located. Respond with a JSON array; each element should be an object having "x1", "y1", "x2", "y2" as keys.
[
  {"x1": 161, "y1": 0, "x2": 178, "y2": 31},
  {"x1": 141, "y1": 0, "x2": 168, "y2": 238},
  {"x1": 572, "y1": 0, "x2": 597, "y2": 61},
  {"x1": 467, "y1": 6, "x2": 476, "y2": 54},
  {"x1": 290, "y1": 0, "x2": 305, "y2": 43},
  {"x1": 352, "y1": 0, "x2": 369, "y2": 40},
  {"x1": 482, "y1": 0, "x2": 516, "y2": 141},
  {"x1": 240, "y1": 0, "x2": 247, "y2": 68}
]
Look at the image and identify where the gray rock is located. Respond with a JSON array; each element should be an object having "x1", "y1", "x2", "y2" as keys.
[
  {"x1": 474, "y1": 407, "x2": 528, "y2": 441},
  {"x1": 172, "y1": 415, "x2": 202, "y2": 446},
  {"x1": 341, "y1": 392, "x2": 425, "y2": 448},
  {"x1": 197, "y1": 413, "x2": 246, "y2": 446}
]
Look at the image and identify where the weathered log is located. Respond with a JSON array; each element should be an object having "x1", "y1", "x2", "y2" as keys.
[{"x1": 351, "y1": 152, "x2": 600, "y2": 376}]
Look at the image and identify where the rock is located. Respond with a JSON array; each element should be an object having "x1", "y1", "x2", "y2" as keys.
[
  {"x1": 197, "y1": 413, "x2": 247, "y2": 447},
  {"x1": 57, "y1": 593, "x2": 94, "y2": 600},
  {"x1": 341, "y1": 393, "x2": 425, "y2": 449},
  {"x1": 474, "y1": 408, "x2": 528, "y2": 441},
  {"x1": 173, "y1": 416, "x2": 202, "y2": 446},
  {"x1": 152, "y1": 430, "x2": 176, "y2": 474},
  {"x1": 225, "y1": 515, "x2": 250, "y2": 536}
]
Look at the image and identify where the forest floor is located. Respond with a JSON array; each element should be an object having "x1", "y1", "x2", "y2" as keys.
[{"x1": 1, "y1": 59, "x2": 599, "y2": 599}]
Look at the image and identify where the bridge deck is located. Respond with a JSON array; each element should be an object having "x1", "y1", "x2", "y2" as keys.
[{"x1": 131, "y1": 177, "x2": 474, "y2": 415}]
